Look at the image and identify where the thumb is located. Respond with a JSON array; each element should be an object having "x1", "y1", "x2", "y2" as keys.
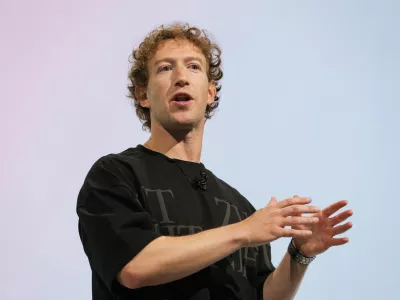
[{"x1": 268, "y1": 196, "x2": 278, "y2": 206}]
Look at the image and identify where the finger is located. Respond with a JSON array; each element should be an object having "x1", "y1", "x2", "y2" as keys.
[
  {"x1": 291, "y1": 195, "x2": 305, "y2": 216},
  {"x1": 283, "y1": 216, "x2": 319, "y2": 226},
  {"x1": 292, "y1": 195, "x2": 309, "y2": 201},
  {"x1": 276, "y1": 197, "x2": 312, "y2": 209},
  {"x1": 268, "y1": 196, "x2": 278, "y2": 206},
  {"x1": 330, "y1": 210, "x2": 353, "y2": 226},
  {"x1": 289, "y1": 196, "x2": 308, "y2": 229},
  {"x1": 322, "y1": 200, "x2": 348, "y2": 217},
  {"x1": 280, "y1": 228, "x2": 313, "y2": 238},
  {"x1": 330, "y1": 237, "x2": 349, "y2": 246},
  {"x1": 281, "y1": 205, "x2": 320, "y2": 217},
  {"x1": 332, "y1": 222, "x2": 353, "y2": 236}
]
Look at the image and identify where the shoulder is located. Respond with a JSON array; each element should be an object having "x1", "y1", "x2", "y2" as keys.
[
  {"x1": 214, "y1": 174, "x2": 239, "y2": 195},
  {"x1": 83, "y1": 147, "x2": 147, "y2": 188},
  {"x1": 209, "y1": 170, "x2": 257, "y2": 212},
  {"x1": 77, "y1": 147, "x2": 146, "y2": 207},
  {"x1": 209, "y1": 170, "x2": 241, "y2": 196},
  {"x1": 92, "y1": 147, "x2": 145, "y2": 169}
]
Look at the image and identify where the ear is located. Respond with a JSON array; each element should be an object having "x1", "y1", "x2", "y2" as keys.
[
  {"x1": 136, "y1": 86, "x2": 150, "y2": 108},
  {"x1": 207, "y1": 81, "x2": 217, "y2": 105}
]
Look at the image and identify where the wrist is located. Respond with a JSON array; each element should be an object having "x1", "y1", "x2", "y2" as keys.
[
  {"x1": 288, "y1": 239, "x2": 316, "y2": 265},
  {"x1": 292, "y1": 239, "x2": 312, "y2": 257},
  {"x1": 229, "y1": 222, "x2": 250, "y2": 248}
]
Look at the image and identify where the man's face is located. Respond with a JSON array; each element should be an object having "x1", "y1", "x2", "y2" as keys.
[{"x1": 140, "y1": 39, "x2": 216, "y2": 131}]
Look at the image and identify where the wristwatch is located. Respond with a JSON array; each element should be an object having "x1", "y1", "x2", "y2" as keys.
[{"x1": 287, "y1": 239, "x2": 316, "y2": 265}]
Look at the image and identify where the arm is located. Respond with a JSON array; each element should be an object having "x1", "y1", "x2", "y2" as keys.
[
  {"x1": 262, "y1": 197, "x2": 353, "y2": 300},
  {"x1": 119, "y1": 196, "x2": 320, "y2": 289},
  {"x1": 118, "y1": 222, "x2": 245, "y2": 289},
  {"x1": 262, "y1": 252, "x2": 308, "y2": 300}
]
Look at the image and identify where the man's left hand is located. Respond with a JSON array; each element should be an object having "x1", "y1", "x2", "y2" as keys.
[{"x1": 291, "y1": 195, "x2": 353, "y2": 257}]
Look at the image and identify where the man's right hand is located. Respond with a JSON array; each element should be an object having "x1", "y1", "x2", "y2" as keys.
[{"x1": 238, "y1": 196, "x2": 320, "y2": 247}]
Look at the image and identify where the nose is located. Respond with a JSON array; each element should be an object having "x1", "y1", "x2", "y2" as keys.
[{"x1": 173, "y1": 65, "x2": 189, "y2": 87}]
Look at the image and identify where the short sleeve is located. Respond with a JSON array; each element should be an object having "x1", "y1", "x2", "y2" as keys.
[{"x1": 76, "y1": 157, "x2": 161, "y2": 292}]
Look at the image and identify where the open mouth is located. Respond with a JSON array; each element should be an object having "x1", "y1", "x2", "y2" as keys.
[{"x1": 172, "y1": 93, "x2": 193, "y2": 102}]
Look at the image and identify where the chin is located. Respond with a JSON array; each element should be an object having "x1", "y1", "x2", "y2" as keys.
[
  {"x1": 170, "y1": 121, "x2": 196, "y2": 130},
  {"x1": 168, "y1": 116, "x2": 203, "y2": 130}
]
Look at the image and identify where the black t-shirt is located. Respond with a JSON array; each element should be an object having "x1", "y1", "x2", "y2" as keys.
[{"x1": 77, "y1": 145, "x2": 275, "y2": 299}]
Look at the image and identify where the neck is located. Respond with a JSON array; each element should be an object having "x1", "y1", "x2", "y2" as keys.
[{"x1": 143, "y1": 119, "x2": 205, "y2": 163}]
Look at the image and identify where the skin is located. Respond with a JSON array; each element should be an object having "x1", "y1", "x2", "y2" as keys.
[
  {"x1": 117, "y1": 38, "x2": 353, "y2": 300},
  {"x1": 138, "y1": 38, "x2": 216, "y2": 163}
]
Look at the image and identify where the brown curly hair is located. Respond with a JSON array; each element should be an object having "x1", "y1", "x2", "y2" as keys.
[{"x1": 127, "y1": 22, "x2": 223, "y2": 131}]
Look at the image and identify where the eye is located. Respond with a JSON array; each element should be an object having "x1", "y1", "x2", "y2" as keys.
[
  {"x1": 159, "y1": 65, "x2": 172, "y2": 72},
  {"x1": 189, "y1": 64, "x2": 201, "y2": 70}
]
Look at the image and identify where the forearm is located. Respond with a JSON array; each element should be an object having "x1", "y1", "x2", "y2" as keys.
[
  {"x1": 118, "y1": 222, "x2": 245, "y2": 288},
  {"x1": 263, "y1": 252, "x2": 308, "y2": 300}
]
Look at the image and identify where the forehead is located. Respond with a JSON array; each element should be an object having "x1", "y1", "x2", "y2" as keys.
[{"x1": 151, "y1": 39, "x2": 205, "y2": 64}]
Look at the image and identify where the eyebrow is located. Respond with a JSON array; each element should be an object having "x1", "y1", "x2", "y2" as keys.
[{"x1": 153, "y1": 56, "x2": 205, "y2": 67}]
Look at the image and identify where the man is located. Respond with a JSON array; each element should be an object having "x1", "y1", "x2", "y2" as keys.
[{"x1": 77, "y1": 22, "x2": 353, "y2": 300}]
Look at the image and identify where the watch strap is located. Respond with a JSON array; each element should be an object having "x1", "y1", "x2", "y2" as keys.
[{"x1": 287, "y1": 239, "x2": 316, "y2": 265}]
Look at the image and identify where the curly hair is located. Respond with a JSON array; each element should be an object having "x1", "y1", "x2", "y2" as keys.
[{"x1": 127, "y1": 22, "x2": 223, "y2": 131}]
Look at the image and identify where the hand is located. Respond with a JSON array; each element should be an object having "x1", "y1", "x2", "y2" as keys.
[
  {"x1": 239, "y1": 196, "x2": 320, "y2": 247},
  {"x1": 292, "y1": 195, "x2": 353, "y2": 257}
]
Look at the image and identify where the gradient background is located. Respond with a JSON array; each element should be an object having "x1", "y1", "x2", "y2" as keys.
[{"x1": 1, "y1": 0, "x2": 399, "y2": 299}]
